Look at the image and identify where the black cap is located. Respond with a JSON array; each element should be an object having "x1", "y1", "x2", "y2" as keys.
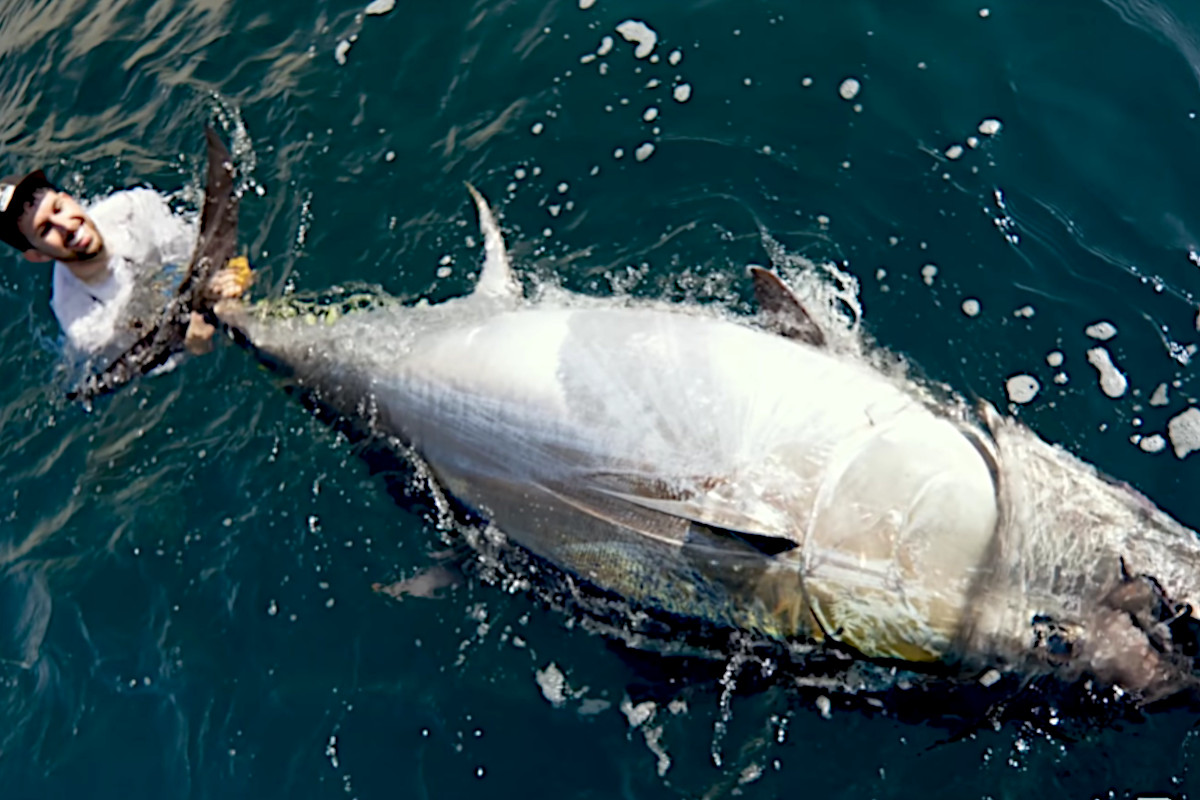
[{"x1": 0, "y1": 170, "x2": 57, "y2": 252}]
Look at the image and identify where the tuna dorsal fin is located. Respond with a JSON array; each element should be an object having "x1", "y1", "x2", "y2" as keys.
[
  {"x1": 749, "y1": 266, "x2": 826, "y2": 347},
  {"x1": 465, "y1": 183, "x2": 518, "y2": 300}
]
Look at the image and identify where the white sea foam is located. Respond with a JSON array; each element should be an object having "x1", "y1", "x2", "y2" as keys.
[
  {"x1": 1005, "y1": 374, "x2": 1040, "y2": 404},
  {"x1": 616, "y1": 20, "x2": 658, "y2": 59},
  {"x1": 1168, "y1": 408, "x2": 1200, "y2": 458},
  {"x1": 978, "y1": 118, "x2": 1003, "y2": 135},
  {"x1": 365, "y1": 0, "x2": 394, "y2": 14},
  {"x1": 1086, "y1": 347, "x2": 1128, "y2": 398},
  {"x1": 536, "y1": 662, "x2": 572, "y2": 707},
  {"x1": 621, "y1": 696, "x2": 656, "y2": 726},
  {"x1": 1085, "y1": 321, "x2": 1117, "y2": 340},
  {"x1": 1139, "y1": 434, "x2": 1167, "y2": 453}
]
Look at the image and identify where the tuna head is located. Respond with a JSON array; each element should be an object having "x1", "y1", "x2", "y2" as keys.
[{"x1": 965, "y1": 408, "x2": 1200, "y2": 703}]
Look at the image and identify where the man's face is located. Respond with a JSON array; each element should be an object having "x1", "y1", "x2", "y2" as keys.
[{"x1": 16, "y1": 189, "x2": 104, "y2": 262}]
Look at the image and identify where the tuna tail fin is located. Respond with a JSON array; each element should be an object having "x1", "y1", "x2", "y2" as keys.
[
  {"x1": 465, "y1": 183, "x2": 518, "y2": 300},
  {"x1": 748, "y1": 265, "x2": 826, "y2": 347}
]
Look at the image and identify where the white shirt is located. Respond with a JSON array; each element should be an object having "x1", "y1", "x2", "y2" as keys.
[{"x1": 50, "y1": 188, "x2": 197, "y2": 359}]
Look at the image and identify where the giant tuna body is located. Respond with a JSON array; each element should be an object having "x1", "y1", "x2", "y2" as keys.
[{"x1": 220, "y1": 190, "x2": 1200, "y2": 704}]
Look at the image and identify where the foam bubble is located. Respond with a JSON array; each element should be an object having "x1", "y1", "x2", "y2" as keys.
[
  {"x1": 1085, "y1": 321, "x2": 1117, "y2": 340},
  {"x1": 642, "y1": 106, "x2": 659, "y2": 122},
  {"x1": 945, "y1": 144, "x2": 964, "y2": 160},
  {"x1": 621, "y1": 696, "x2": 655, "y2": 727},
  {"x1": 838, "y1": 77, "x2": 861, "y2": 100},
  {"x1": 1005, "y1": 374, "x2": 1040, "y2": 404},
  {"x1": 673, "y1": 83, "x2": 692, "y2": 103},
  {"x1": 597, "y1": 36, "x2": 614, "y2": 56},
  {"x1": 536, "y1": 662, "x2": 569, "y2": 707},
  {"x1": 1139, "y1": 434, "x2": 1167, "y2": 453},
  {"x1": 616, "y1": 20, "x2": 658, "y2": 59},
  {"x1": 579, "y1": 0, "x2": 596, "y2": 8},
  {"x1": 365, "y1": 0, "x2": 395, "y2": 14},
  {"x1": 920, "y1": 264, "x2": 937, "y2": 285},
  {"x1": 1150, "y1": 383, "x2": 1170, "y2": 406},
  {"x1": 1086, "y1": 347, "x2": 1128, "y2": 398},
  {"x1": 1046, "y1": 350, "x2": 1064, "y2": 367},
  {"x1": 1168, "y1": 408, "x2": 1200, "y2": 458},
  {"x1": 961, "y1": 298, "x2": 981, "y2": 317},
  {"x1": 334, "y1": 39, "x2": 352, "y2": 65},
  {"x1": 635, "y1": 142, "x2": 656, "y2": 161},
  {"x1": 978, "y1": 118, "x2": 1003, "y2": 135}
]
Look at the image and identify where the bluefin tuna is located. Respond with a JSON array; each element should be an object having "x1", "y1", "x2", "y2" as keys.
[{"x1": 217, "y1": 187, "x2": 1200, "y2": 705}]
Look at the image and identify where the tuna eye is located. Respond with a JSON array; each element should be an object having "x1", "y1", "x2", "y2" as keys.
[{"x1": 1046, "y1": 633, "x2": 1072, "y2": 657}]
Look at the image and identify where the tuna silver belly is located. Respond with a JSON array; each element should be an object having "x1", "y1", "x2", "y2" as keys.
[
  {"x1": 220, "y1": 187, "x2": 1200, "y2": 702},
  {"x1": 231, "y1": 296, "x2": 997, "y2": 663},
  {"x1": 396, "y1": 307, "x2": 997, "y2": 662}
]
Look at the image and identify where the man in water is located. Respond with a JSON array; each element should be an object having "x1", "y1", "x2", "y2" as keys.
[{"x1": 0, "y1": 168, "x2": 243, "y2": 363}]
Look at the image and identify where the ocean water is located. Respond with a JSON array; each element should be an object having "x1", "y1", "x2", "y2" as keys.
[{"x1": 3, "y1": 0, "x2": 1200, "y2": 797}]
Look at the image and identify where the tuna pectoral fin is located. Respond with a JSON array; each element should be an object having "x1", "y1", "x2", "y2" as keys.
[
  {"x1": 465, "y1": 183, "x2": 518, "y2": 300},
  {"x1": 589, "y1": 478, "x2": 799, "y2": 558},
  {"x1": 603, "y1": 488, "x2": 799, "y2": 557},
  {"x1": 749, "y1": 266, "x2": 826, "y2": 347},
  {"x1": 529, "y1": 481, "x2": 783, "y2": 634}
]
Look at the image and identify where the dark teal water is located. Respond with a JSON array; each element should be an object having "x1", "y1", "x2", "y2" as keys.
[{"x1": 3, "y1": 0, "x2": 1200, "y2": 797}]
